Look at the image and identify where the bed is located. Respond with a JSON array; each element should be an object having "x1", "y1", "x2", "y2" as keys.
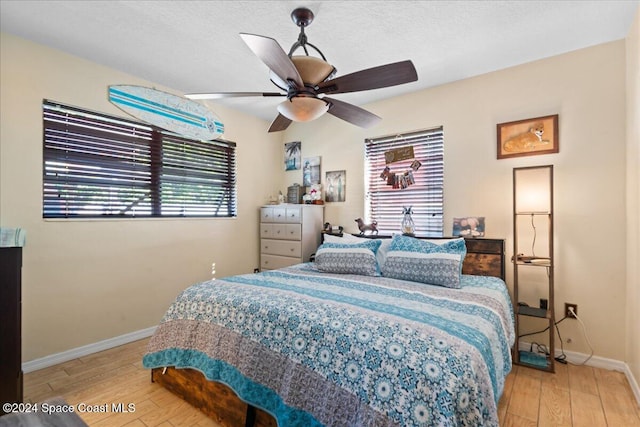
[{"x1": 143, "y1": 236, "x2": 514, "y2": 427}]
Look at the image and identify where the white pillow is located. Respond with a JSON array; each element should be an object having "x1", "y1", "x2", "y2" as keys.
[
  {"x1": 323, "y1": 233, "x2": 367, "y2": 244},
  {"x1": 323, "y1": 234, "x2": 350, "y2": 244}
]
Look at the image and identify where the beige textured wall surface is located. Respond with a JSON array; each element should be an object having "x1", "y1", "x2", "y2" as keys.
[
  {"x1": 282, "y1": 41, "x2": 628, "y2": 361},
  {"x1": 0, "y1": 33, "x2": 283, "y2": 361},
  {"x1": 0, "y1": 31, "x2": 633, "y2": 370},
  {"x1": 626, "y1": 9, "x2": 640, "y2": 387}
]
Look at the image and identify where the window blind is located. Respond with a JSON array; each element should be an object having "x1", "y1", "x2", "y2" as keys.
[
  {"x1": 43, "y1": 100, "x2": 236, "y2": 218},
  {"x1": 365, "y1": 127, "x2": 444, "y2": 236}
]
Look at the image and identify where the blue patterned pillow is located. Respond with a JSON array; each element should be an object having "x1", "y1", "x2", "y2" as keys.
[
  {"x1": 315, "y1": 239, "x2": 382, "y2": 276},
  {"x1": 381, "y1": 235, "x2": 466, "y2": 288}
]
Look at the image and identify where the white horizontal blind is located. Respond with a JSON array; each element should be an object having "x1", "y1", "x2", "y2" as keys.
[
  {"x1": 365, "y1": 127, "x2": 444, "y2": 236},
  {"x1": 43, "y1": 100, "x2": 236, "y2": 218}
]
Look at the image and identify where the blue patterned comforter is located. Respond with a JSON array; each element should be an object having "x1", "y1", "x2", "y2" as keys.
[{"x1": 143, "y1": 263, "x2": 514, "y2": 427}]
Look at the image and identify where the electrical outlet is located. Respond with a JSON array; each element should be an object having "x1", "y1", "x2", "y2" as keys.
[{"x1": 565, "y1": 303, "x2": 578, "y2": 318}]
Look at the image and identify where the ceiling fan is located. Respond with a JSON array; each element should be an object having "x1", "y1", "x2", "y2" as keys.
[{"x1": 185, "y1": 7, "x2": 418, "y2": 133}]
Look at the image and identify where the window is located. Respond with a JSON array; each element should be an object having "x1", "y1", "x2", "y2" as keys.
[
  {"x1": 365, "y1": 127, "x2": 444, "y2": 237},
  {"x1": 43, "y1": 100, "x2": 236, "y2": 218}
]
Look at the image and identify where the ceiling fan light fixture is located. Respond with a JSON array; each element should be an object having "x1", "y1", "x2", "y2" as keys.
[
  {"x1": 291, "y1": 56, "x2": 335, "y2": 85},
  {"x1": 277, "y1": 97, "x2": 328, "y2": 122}
]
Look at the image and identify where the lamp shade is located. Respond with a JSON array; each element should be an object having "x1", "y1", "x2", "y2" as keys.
[
  {"x1": 514, "y1": 166, "x2": 552, "y2": 213},
  {"x1": 277, "y1": 97, "x2": 329, "y2": 122}
]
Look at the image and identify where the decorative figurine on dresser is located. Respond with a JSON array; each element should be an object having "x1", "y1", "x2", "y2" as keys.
[{"x1": 259, "y1": 204, "x2": 324, "y2": 271}]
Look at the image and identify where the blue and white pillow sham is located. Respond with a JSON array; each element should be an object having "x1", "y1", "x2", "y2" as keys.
[
  {"x1": 381, "y1": 235, "x2": 467, "y2": 288},
  {"x1": 323, "y1": 234, "x2": 391, "y2": 268},
  {"x1": 315, "y1": 239, "x2": 382, "y2": 276}
]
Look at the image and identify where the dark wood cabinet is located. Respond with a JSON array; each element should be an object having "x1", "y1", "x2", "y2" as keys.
[
  {"x1": 462, "y1": 238, "x2": 505, "y2": 280},
  {"x1": 0, "y1": 247, "x2": 23, "y2": 414}
]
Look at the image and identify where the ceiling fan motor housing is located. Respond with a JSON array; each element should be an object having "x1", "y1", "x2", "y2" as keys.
[{"x1": 291, "y1": 7, "x2": 314, "y2": 28}]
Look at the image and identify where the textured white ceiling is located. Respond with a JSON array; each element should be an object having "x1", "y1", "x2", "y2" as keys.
[{"x1": 1, "y1": 1, "x2": 638, "y2": 123}]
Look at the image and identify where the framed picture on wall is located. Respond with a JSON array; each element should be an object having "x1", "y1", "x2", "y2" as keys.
[
  {"x1": 325, "y1": 170, "x2": 346, "y2": 202},
  {"x1": 284, "y1": 141, "x2": 301, "y2": 171},
  {"x1": 303, "y1": 156, "x2": 321, "y2": 186},
  {"x1": 452, "y1": 217, "x2": 485, "y2": 237},
  {"x1": 497, "y1": 114, "x2": 559, "y2": 159}
]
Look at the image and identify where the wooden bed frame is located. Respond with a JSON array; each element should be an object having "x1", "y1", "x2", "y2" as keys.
[{"x1": 151, "y1": 238, "x2": 505, "y2": 427}]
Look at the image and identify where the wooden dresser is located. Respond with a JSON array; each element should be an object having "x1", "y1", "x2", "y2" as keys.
[
  {"x1": 0, "y1": 247, "x2": 23, "y2": 414},
  {"x1": 259, "y1": 204, "x2": 324, "y2": 271}
]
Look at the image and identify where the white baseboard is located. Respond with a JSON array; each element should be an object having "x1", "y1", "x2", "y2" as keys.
[
  {"x1": 518, "y1": 341, "x2": 640, "y2": 405},
  {"x1": 22, "y1": 326, "x2": 156, "y2": 373},
  {"x1": 625, "y1": 363, "x2": 640, "y2": 407}
]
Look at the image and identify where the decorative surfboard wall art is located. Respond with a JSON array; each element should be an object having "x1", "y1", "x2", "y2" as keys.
[{"x1": 108, "y1": 85, "x2": 225, "y2": 140}]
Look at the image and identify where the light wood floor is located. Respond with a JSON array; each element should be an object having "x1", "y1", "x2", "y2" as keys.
[{"x1": 22, "y1": 338, "x2": 640, "y2": 427}]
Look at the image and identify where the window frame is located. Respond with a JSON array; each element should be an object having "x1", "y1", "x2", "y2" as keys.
[
  {"x1": 364, "y1": 127, "x2": 444, "y2": 237},
  {"x1": 42, "y1": 100, "x2": 237, "y2": 219}
]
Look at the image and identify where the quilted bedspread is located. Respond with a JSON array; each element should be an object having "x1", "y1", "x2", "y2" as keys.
[{"x1": 143, "y1": 263, "x2": 514, "y2": 427}]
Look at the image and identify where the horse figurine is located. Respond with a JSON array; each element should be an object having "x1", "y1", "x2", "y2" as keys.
[{"x1": 355, "y1": 218, "x2": 378, "y2": 235}]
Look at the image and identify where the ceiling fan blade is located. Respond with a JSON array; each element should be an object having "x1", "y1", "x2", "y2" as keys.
[
  {"x1": 268, "y1": 113, "x2": 293, "y2": 132},
  {"x1": 324, "y1": 97, "x2": 381, "y2": 129},
  {"x1": 240, "y1": 33, "x2": 304, "y2": 89},
  {"x1": 185, "y1": 92, "x2": 284, "y2": 100},
  {"x1": 317, "y1": 60, "x2": 418, "y2": 95}
]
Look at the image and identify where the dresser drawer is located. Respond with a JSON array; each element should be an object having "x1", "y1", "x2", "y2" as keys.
[
  {"x1": 272, "y1": 207, "x2": 287, "y2": 223},
  {"x1": 261, "y1": 239, "x2": 301, "y2": 258},
  {"x1": 260, "y1": 207, "x2": 274, "y2": 222},
  {"x1": 260, "y1": 254, "x2": 300, "y2": 270},
  {"x1": 285, "y1": 206, "x2": 301, "y2": 223},
  {"x1": 284, "y1": 224, "x2": 301, "y2": 240},
  {"x1": 264, "y1": 224, "x2": 301, "y2": 240},
  {"x1": 260, "y1": 223, "x2": 273, "y2": 239}
]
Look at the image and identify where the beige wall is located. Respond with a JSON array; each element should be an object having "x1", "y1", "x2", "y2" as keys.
[
  {"x1": 626, "y1": 9, "x2": 640, "y2": 386},
  {"x1": 0, "y1": 29, "x2": 634, "y2": 372},
  {"x1": 281, "y1": 41, "x2": 628, "y2": 361},
  {"x1": 0, "y1": 33, "x2": 283, "y2": 361}
]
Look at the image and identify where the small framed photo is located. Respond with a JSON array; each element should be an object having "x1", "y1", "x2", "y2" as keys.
[
  {"x1": 303, "y1": 156, "x2": 321, "y2": 186},
  {"x1": 284, "y1": 141, "x2": 301, "y2": 171},
  {"x1": 325, "y1": 170, "x2": 346, "y2": 202},
  {"x1": 497, "y1": 114, "x2": 558, "y2": 159},
  {"x1": 453, "y1": 217, "x2": 485, "y2": 237}
]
